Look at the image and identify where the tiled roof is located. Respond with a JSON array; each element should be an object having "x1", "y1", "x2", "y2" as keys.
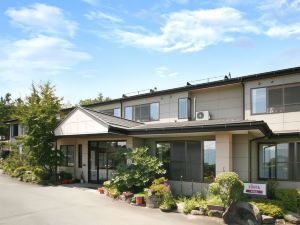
[
  {"x1": 81, "y1": 107, "x2": 142, "y2": 128},
  {"x1": 128, "y1": 119, "x2": 260, "y2": 130}
]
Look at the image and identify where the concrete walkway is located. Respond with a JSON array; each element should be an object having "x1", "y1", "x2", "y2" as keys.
[{"x1": 0, "y1": 171, "x2": 224, "y2": 225}]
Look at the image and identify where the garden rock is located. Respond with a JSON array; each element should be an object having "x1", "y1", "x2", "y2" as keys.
[
  {"x1": 223, "y1": 202, "x2": 262, "y2": 225},
  {"x1": 262, "y1": 215, "x2": 275, "y2": 224},
  {"x1": 176, "y1": 202, "x2": 184, "y2": 213},
  {"x1": 209, "y1": 210, "x2": 224, "y2": 218},
  {"x1": 275, "y1": 219, "x2": 285, "y2": 225},
  {"x1": 191, "y1": 209, "x2": 204, "y2": 216},
  {"x1": 284, "y1": 212, "x2": 300, "y2": 224}
]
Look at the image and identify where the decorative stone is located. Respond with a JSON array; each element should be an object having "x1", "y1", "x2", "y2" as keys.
[
  {"x1": 223, "y1": 202, "x2": 262, "y2": 225},
  {"x1": 176, "y1": 202, "x2": 185, "y2": 213},
  {"x1": 275, "y1": 219, "x2": 285, "y2": 225},
  {"x1": 262, "y1": 215, "x2": 275, "y2": 224},
  {"x1": 284, "y1": 212, "x2": 300, "y2": 224},
  {"x1": 191, "y1": 209, "x2": 204, "y2": 216},
  {"x1": 209, "y1": 210, "x2": 224, "y2": 218}
]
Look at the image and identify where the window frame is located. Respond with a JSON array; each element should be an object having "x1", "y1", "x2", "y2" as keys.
[
  {"x1": 155, "y1": 139, "x2": 215, "y2": 183},
  {"x1": 61, "y1": 145, "x2": 75, "y2": 167},
  {"x1": 257, "y1": 142, "x2": 290, "y2": 181},
  {"x1": 251, "y1": 82, "x2": 300, "y2": 115},
  {"x1": 101, "y1": 108, "x2": 121, "y2": 117},
  {"x1": 78, "y1": 144, "x2": 82, "y2": 168},
  {"x1": 125, "y1": 102, "x2": 160, "y2": 122},
  {"x1": 178, "y1": 97, "x2": 191, "y2": 119}
]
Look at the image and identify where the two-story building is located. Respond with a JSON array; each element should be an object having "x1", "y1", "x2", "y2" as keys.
[{"x1": 9, "y1": 67, "x2": 300, "y2": 194}]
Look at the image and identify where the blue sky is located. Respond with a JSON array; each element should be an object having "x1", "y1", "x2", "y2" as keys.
[{"x1": 1, "y1": 0, "x2": 300, "y2": 105}]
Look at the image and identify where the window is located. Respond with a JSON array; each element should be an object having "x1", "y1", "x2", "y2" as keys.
[
  {"x1": 203, "y1": 141, "x2": 216, "y2": 182},
  {"x1": 12, "y1": 124, "x2": 19, "y2": 137},
  {"x1": 125, "y1": 106, "x2": 133, "y2": 120},
  {"x1": 156, "y1": 140, "x2": 215, "y2": 182},
  {"x1": 150, "y1": 103, "x2": 159, "y2": 121},
  {"x1": 101, "y1": 108, "x2": 121, "y2": 117},
  {"x1": 125, "y1": 103, "x2": 160, "y2": 122},
  {"x1": 251, "y1": 88, "x2": 267, "y2": 114},
  {"x1": 78, "y1": 144, "x2": 82, "y2": 168},
  {"x1": 156, "y1": 143, "x2": 171, "y2": 178},
  {"x1": 178, "y1": 98, "x2": 190, "y2": 119},
  {"x1": 251, "y1": 84, "x2": 300, "y2": 114},
  {"x1": 61, "y1": 145, "x2": 75, "y2": 167},
  {"x1": 259, "y1": 143, "x2": 289, "y2": 180}
]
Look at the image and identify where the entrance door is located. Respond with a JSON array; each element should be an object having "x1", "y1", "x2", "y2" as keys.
[{"x1": 88, "y1": 141, "x2": 126, "y2": 183}]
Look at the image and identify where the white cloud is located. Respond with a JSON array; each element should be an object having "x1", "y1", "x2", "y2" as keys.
[
  {"x1": 113, "y1": 7, "x2": 259, "y2": 52},
  {"x1": 0, "y1": 35, "x2": 90, "y2": 81},
  {"x1": 82, "y1": 0, "x2": 99, "y2": 6},
  {"x1": 85, "y1": 11, "x2": 123, "y2": 23},
  {"x1": 156, "y1": 66, "x2": 178, "y2": 77},
  {"x1": 5, "y1": 3, "x2": 77, "y2": 37},
  {"x1": 259, "y1": 0, "x2": 300, "y2": 11},
  {"x1": 266, "y1": 23, "x2": 300, "y2": 38}
]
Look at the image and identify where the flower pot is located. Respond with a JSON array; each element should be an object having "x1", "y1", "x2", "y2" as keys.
[
  {"x1": 146, "y1": 195, "x2": 162, "y2": 208},
  {"x1": 135, "y1": 196, "x2": 144, "y2": 205},
  {"x1": 98, "y1": 187, "x2": 105, "y2": 194}
]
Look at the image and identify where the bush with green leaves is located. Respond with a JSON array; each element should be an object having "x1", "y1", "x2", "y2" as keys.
[
  {"x1": 207, "y1": 172, "x2": 244, "y2": 207},
  {"x1": 183, "y1": 194, "x2": 202, "y2": 214},
  {"x1": 274, "y1": 189, "x2": 300, "y2": 213},
  {"x1": 159, "y1": 192, "x2": 177, "y2": 210},
  {"x1": 111, "y1": 147, "x2": 166, "y2": 193},
  {"x1": 251, "y1": 199, "x2": 285, "y2": 219}
]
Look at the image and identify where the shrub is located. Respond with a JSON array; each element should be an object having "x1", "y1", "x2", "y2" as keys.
[
  {"x1": 267, "y1": 179, "x2": 278, "y2": 199},
  {"x1": 159, "y1": 193, "x2": 176, "y2": 210},
  {"x1": 274, "y1": 189, "x2": 300, "y2": 212},
  {"x1": 111, "y1": 147, "x2": 166, "y2": 193},
  {"x1": 207, "y1": 172, "x2": 244, "y2": 207},
  {"x1": 32, "y1": 167, "x2": 51, "y2": 182},
  {"x1": 251, "y1": 200, "x2": 285, "y2": 219},
  {"x1": 59, "y1": 171, "x2": 72, "y2": 180},
  {"x1": 12, "y1": 166, "x2": 27, "y2": 178},
  {"x1": 183, "y1": 194, "x2": 202, "y2": 214}
]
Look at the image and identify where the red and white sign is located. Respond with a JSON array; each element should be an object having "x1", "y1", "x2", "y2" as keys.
[{"x1": 243, "y1": 183, "x2": 266, "y2": 196}]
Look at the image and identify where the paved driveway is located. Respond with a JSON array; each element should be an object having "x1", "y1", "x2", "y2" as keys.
[{"x1": 0, "y1": 171, "x2": 224, "y2": 225}]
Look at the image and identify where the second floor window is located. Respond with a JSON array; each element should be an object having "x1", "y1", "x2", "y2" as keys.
[
  {"x1": 124, "y1": 103, "x2": 159, "y2": 122},
  {"x1": 251, "y1": 83, "x2": 300, "y2": 114},
  {"x1": 101, "y1": 108, "x2": 121, "y2": 117},
  {"x1": 178, "y1": 98, "x2": 190, "y2": 119}
]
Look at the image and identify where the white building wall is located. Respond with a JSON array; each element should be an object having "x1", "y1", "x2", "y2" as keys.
[
  {"x1": 245, "y1": 73, "x2": 300, "y2": 132},
  {"x1": 190, "y1": 84, "x2": 243, "y2": 120}
]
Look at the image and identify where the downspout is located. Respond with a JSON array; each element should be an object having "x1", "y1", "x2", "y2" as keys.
[
  {"x1": 120, "y1": 100, "x2": 123, "y2": 118},
  {"x1": 242, "y1": 81, "x2": 245, "y2": 120},
  {"x1": 193, "y1": 97, "x2": 196, "y2": 120}
]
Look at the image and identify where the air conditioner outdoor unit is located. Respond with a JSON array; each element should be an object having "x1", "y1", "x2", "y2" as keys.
[{"x1": 196, "y1": 111, "x2": 210, "y2": 120}]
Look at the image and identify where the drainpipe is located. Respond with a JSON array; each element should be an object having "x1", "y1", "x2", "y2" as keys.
[
  {"x1": 242, "y1": 81, "x2": 245, "y2": 120},
  {"x1": 120, "y1": 100, "x2": 123, "y2": 118},
  {"x1": 193, "y1": 97, "x2": 196, "y2": 120}
]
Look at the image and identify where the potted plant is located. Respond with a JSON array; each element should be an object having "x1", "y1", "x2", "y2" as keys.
[
  {"x1": 98, "y1": 187, "x2": 105, "y2": 194},
  {"x1": 120, "y1": 191, "x2": 133, "y2": 203},
  {"x1": 145, "y1": 177, "x2": 170, "y2": 208},
  {"x1": 159, "y1": 193, "x2": 177, "y2": 212}
]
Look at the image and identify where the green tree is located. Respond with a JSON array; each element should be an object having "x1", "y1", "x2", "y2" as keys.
[
  {"x1": 16, "y1": 82, "x2": 62, "y2": 175},
  {"x1": 79, "y1": 93, "x2": 111, "y2": 105},
  {"x1": 0, "y1": 93, "x2": 14, "y2": 139},
  {"x1": 111, "y1": 147, "x2": 166, "y2": 193}
]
